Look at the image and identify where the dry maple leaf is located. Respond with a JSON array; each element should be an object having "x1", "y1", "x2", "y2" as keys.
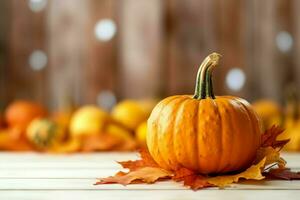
[
  {"x1": 173, "y1": 167, "x2": 212, "y2": 190},
  {"x1": 261, "y1": 125, "x2": 290, "y2": 149},
  {"x1": 255, "y1": 147, "x2": 286, "y2": 169},
  {"x1": 118, "y1": 149, "x2": 159, "y2": 171},
  {"x1": 207, "y1": 158, "x2": 266, "y2": 187},
  {"x1": 265, "y1": 168, "x2": 300, "y2": 180},
  {"x1": 95, "y1": 167, "x2": 172, "y2": 185}
]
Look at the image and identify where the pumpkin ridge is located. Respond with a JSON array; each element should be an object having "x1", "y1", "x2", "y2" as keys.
[
  {"x1": 235, "y1": 98, "x2": 256, "y2": 166},
  {"x1": 154, "y1": 96, "x2": 179, "y2": 169},
  {"x1": 150, "y1": 96, "x2": 182, "y2": 169},
  {"x1": 172, "y1": 97, "x2": 195, "y2": 170},
  {"x1": 214, "y1": 99, "x2": 224, "y2": 172},
  {"x1": 229, "y1": 99, "x2": 246, "y2": 171},
  {"x1": 235, "y1": 97, "x2": 262, "y2": 164},
  {"x1": 195, "y1": 99, "x2": 200, "y2": 170},
  {"x1": 163, "y1": 96, "x2": 190, "y2": 169},
  {"x1": 226, "y1": 98, "x2": 253, "y2": 171},
  {"x1": 220, "y1": 99, "x2": 235, "y2": 172}
]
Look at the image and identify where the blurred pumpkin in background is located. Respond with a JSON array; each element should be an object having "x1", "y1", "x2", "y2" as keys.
[
  {"x1": 26, "y1": 118, "x2": 65, "y2": 150},
  {"x1": 69, "y1": 105, "x2": 109, "y2": 136},
  {"x1": 5, "y1": 100, "x2": 47, "y2": 137},
  {"x1": 252, "y1": 99, "x2": 282, "y2": 130},
  {"x1": 111, "y1": 100, "x2": 153, "y2": 130},
  {"x1": 135, "y1": 121, "x2": 147, "y2": 147},
  {"x1": 281, "y1": 119, "x2": 300, "y2": 151},
  {"x1": 0, "y1": 128, "x2": 32, "y2": 151},
  {"x1": 67, "y1": 105, "x2": 137, "y2": 152},
  {"x1": 278, "y1": 90, "x2": 300, "y2": 151}
]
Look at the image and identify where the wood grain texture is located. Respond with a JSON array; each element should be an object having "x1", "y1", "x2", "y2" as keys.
[
  {"x1": 1, "y1": 190, "x2": 300, "y2": 200},
  {"x1": 6, "y1": 0, "x2": 47, "y2": 104},
  {"x1": 47, "y1": 0, "x2": 90, "y2": 109},
  {"x1": 2, "y1": 0, "x2": 300, "y2": 105},
  {"x1": 248, "y1": 0, "x2": 281, "y2": 101},
  {"x1": 118, "y1": 0, "x2": 165, "y2": 99},
  {"x1": 0, "y1": 0, "x2": 10, "y2": 110},
  {"x1": 84, "y1": 0, "x2": 117, "y2": 103},
  {"x1": 292, "y1": 0, "x2": 300, "y2": 92},
  {"x1": 167, "y1": 0, "x2": 219, "y2": 96},
  {"x1": 0, "y1": 152, "x2": 299, "y2": 200}
]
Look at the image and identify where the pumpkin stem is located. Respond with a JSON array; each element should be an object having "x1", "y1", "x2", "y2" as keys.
[{"x1": 193, "y1": 52, "x2": 221, "y2": 99}]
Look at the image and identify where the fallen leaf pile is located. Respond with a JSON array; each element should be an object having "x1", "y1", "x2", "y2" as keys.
[{"x1": 96, "y1": 126, "x2": 300, "y2": 190}]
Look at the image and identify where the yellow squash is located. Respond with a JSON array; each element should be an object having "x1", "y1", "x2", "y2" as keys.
[
  {"x1": 69, "y1": 106, "x2": 109, "y2": 136},
  {"x1": 112, "y1": 100, "x2": 149, "y2": 130},
  {"x1": 135, "y1": 121, "x2": 147, "y2": 146}
]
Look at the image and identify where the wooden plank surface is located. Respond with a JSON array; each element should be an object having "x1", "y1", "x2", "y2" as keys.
[
  {"x1": 2, "y1": 190, "x2": 300, "y2": 200},
  {"x1": 0, "y1": 152, "x2": 299, "y2": 200}
]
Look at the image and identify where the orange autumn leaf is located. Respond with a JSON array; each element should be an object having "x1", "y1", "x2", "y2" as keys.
[
  {"x1": 255, "y1": 147, "x2": 286, "y2": 169},
  {"x1": 261, "y1": 125, "x2": 290, "y2": 149},
  {"x1": 173, "y1": 168, "x2": 212, "y2": 190},
  {"x1": 207, "y1": 158, "x2": 266, "y2": 187},
  {"x1": 95, "y1": 167, "x2": 172, "y2": 185},
  {"x1": 118, "y1": 149, "x2": 159, "y2": 171}
]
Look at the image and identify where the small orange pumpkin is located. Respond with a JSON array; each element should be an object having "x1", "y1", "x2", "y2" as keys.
[
  {"x1": 147, "y1": 53, "x2": 262, "y2": 174},
  {"x1": 5, "y1": 100, "x2": 47, "y2": 133}
]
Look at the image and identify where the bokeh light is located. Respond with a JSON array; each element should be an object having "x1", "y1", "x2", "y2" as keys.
[
  {"x1": 94, "y1": 19, "x2": 117, "y2": 42},
  {"x1": 276, "y1": 31, "x2": 293, "y2": 53},
  {"x1": 97, "y1": 90, "x2": 117, "y2": 110},
  {"x1": 29, "y1": 50, "x2": 48, "y2": 71},
  {"x1": 226, "y1": 68, "x2": 246, "y2": 92},
  {"x1": 28, "y1": 0, "x2": 47, "y2": 12}
]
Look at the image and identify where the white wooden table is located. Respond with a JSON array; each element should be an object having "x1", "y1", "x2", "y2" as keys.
[{"x1": 0, "y1": 152, "x2": 300, "y2": 200}]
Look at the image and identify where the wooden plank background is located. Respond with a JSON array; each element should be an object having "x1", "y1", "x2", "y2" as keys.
[{"x1": 0, "y1": 0, "x2": 298, "y2": 110}]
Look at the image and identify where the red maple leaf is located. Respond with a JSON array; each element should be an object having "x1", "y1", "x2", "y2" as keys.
[
  {"x1": 265, "y1": 168, "x2": 300, "y2": 180},
  {"x1": 173, "y1": 167, "x2": 212, "y2": 190}
]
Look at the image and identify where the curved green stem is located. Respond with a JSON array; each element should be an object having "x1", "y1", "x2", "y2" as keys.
[{"x1": 193, "y1": 52, "x2": 221, "y2": 100}]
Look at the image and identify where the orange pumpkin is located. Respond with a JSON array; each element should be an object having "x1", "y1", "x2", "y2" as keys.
[
  {"x1": 5, "y1": 100, "x2": 47, "y2": 134},
  {"x1": 147, "y1": 53, "x2": 262, "y2": 174}
]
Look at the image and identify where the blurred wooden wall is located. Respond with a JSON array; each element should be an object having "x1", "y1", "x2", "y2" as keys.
[{"x1": 0, "y1": 0, "x2": 299, "y2": 110}]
